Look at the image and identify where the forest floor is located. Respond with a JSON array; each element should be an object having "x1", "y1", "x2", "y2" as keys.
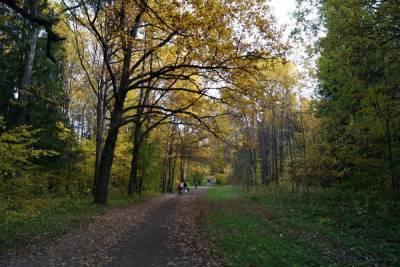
[
  {"x1": 3, "y1": 186, "x2": 398, "y2": 266},
  {"x1": 201, "y1": 186, "x2": 400, "y2": 266},
  {"x1": 0, "y1": 188, "x2": 220, "y2": 267}
]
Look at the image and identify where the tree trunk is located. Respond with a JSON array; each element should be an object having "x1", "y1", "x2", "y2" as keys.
[
  {"x1": 15, "y1": 0, "x2": 39, "y2": 126},
  {"x1": 128, "y1": 126, "x2": 141, "y2": 195},
  {"x1": 93, "y1": 100, "x2": 124, "y2": 204},
  {"x1": 287, "y1": 110, "x2": 294, "y2": 164},
  {"x1": 167, "y1": 141, "x2": 178, "y2": 192},
  {"x1": 259, "y1": 122, "x2": 270, "y2": 184},
  {"x1": 127, "y1": 42, "x2": 154, "y2": 195},
  {"x1": 179, "y1": 137, "x2": 185, "y2": 182},
  {"x1": 272, "y1": 124, "x2": 278, "y2": 182},
  {"x1": 92, "y1": 0, "x2": 143, "y2": 204},
  {"x1": 160, "y1": 138, "x2": 170, "y2": 193},
  {"x1": 299, "y1": 98, "x2": 307, "y2": 191},
  {"x1": 279, "y1": 109, "x2": 284, "y2": 177},
  {"x1": 92, "y1": 80, "x2": 106, "y2": 197},
  {"x1": 286, "y1": 110, "x2": 295, "y2": 191},
  {"x1": 186, "y1": 158, "x2": 190, "y2": 182},
  {"x1": 166, "y1": 125, "x2": 176, "y2": 192}
]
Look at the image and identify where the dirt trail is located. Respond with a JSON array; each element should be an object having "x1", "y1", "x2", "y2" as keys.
[{"x1": 1, "y1": 188, "x2": 220, "y2": 267}]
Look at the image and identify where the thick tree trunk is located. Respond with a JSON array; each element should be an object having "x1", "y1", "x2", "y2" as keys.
[
  {"x1": 93, "y1": 47, "x2": 131, "y2": 203},
  {"x1": 15, "y1": 0, "x2": 39, "y2": 126},
  {"x1": 93, "y1": 101, "x2": 124, "y2": 204},
  {"x1": 128, "y1": 127, "x2": 141, "y2": 195},
  {"x1": 127, "y1": 49, "x2": 152, "y2": 195},
  {"x1": 92, "y1": 0, "x2": 144, "y2": 204},
  {"x1": 92, "y1": 81, "x2": 106, "y2": 197},
  {"x1": 127, "y1": 87, "x2": 150, "y2": 195}
]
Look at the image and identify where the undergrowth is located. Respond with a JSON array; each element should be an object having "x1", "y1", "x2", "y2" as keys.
[
  {"x1": 202, "y1": 186, "x2": 400, "y2": 266},
  {"x1": 0, "y1": 191, "x2": 155, "y2": 254}
]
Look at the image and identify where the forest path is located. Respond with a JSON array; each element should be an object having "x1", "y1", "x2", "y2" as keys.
[{"x1": 2, "y1": 188, "x2": 220, "y2": 267}]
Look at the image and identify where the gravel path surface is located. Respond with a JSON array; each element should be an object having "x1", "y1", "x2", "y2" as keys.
[{"x1": 1, "y1": 188, "x2": 220, "y2": 267}]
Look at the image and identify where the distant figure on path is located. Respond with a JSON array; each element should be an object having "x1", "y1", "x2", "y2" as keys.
[{"x1": 178, "y1": 181, "x2": 184, "y2": 194}]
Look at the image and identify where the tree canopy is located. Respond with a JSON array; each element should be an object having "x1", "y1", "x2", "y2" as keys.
[{"x1": 0, "y1": 0, "x2": 399, "y2": 207}]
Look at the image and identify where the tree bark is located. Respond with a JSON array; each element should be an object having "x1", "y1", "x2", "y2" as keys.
[
  {"x1": 93, "y1": 99, "x2": 125, "y2": 204},
  {"x1": 128, "y1": 125, "x2": 142, "y2": 195},
  {"x1": 15, "y1": 0, "x2": 39, "y2": 126},
  {"x1": 92, "y1": 0, "x2": 145, "y2": 204},
  {"x1": 272, "y1": 124, "x2": 278, "y2": 182},
  {"x1": 259, "y1": 122, "x2": 270, "y2": 184},
  {"x1": 164, "y1": 125, "x2": 177, "y2": 192},
  {"x1": 179, "y1": 130, "x2": 185, "y2": 182},
  {"x1": 92, "y1": 85, "x2": 105, "y2": 196},
  {"x1": 279, "y1": 105, "x2": 285, "y2": 177},
  {"x1": 160, "y1": 137, "x2": 170, "y2": 193},
  {"x1": 93, "y1": 44, "x2": 131, "y2": 204},
  {"x1": 167, "y1": 137, "x2": 178, "y2": 192},
  {"x1": 92, "y1": 77, "x2": 106, "y2": 197}
]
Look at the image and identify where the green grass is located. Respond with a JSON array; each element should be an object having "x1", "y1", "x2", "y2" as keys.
[
  {"x1": 201, "y1": 186, "x2": 400, "y2": 266},
  {"x1": 0, "y1": 192, "x2": 152, "y2": 254}
]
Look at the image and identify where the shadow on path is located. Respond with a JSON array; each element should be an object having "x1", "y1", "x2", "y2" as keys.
[{"x1": 1, "y1": 188, "x2": 219, "y2": 267}]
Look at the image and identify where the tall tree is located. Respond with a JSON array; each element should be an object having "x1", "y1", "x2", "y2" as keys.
[
  {"x1": 65, "y1": 0, "x2": 282, "y2": 203},
  {"x1": 14, "y1": 0, "x2": 39, "y2": 126},
  {"x1": 314, "y1": 0, "x2": 400, "y2": 201}
]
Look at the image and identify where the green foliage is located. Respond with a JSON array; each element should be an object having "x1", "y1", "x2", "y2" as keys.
[
  {"x1": 0, "y1": 117, "x2": 53, "y2": 177},
  {"x1": 191, "y1": 171, "x2": 204, "y2": 186},
  {"x1": 51, "y1": 121, "x2": 92, "y2": 195},
  {"x1": 138, "y1": 140, "x2": 164, "y2": 193},
  {"x1": 109, "y1": 131, "x2": 132, "y2": 191},
  {"x1": 0, "y1": 116, "x2": 58, "y2": 204},
  {"x1": 203, "y1": 186, "x2": 400, "y2": 265},
  {"x1": 286, "y1": 131, "x2": 344, "y2": 189},
  {"x1": 315, "y1": 0, "x2": 400, "y2": 198},
  {"x1": 0, "y1": 0, "x2": 68, "y2": 169},
  {"x1": 0, "y1": 5, "x2": 25, "y2": 117},
  {"x1": 246, "y1": 186, "x2": 400, "y2": 265},
  {"x1": 202, "y1": 187, "x2": 332, "y2": 266}
]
